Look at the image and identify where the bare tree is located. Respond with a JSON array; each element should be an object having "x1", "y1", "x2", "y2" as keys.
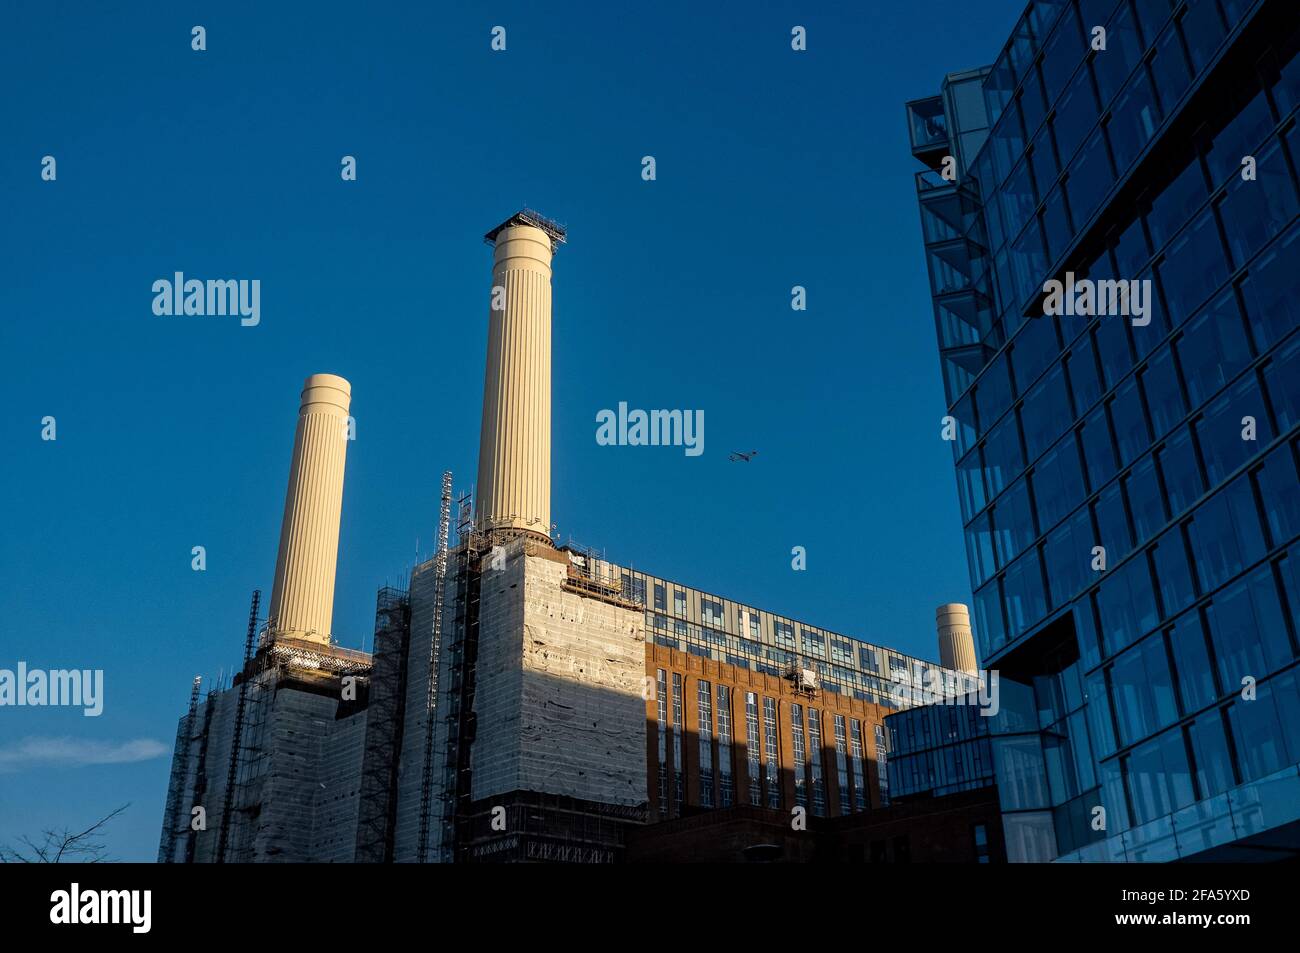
[{"x1": 0, "y1": 804, "x2": 129, "y2": 863}]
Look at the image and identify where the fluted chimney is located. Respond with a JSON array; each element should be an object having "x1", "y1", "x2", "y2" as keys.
[
  {"x1": 936, "y1": 603, "x2": 978, "y2": 673},
  {"x1": 476, "y1": 210, "x2": 565, "y2": 541},
  {"x1": 268, "y1": 374, "x2": 351, "y2": 643}
]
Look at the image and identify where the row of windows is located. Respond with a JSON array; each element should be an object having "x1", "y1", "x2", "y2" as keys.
[
  {"x1": 975, "y1": 434, "x2": 1300, "y2": 661},
  {"x1": 945, "y1": 5, "x2": 1296, "y2": 418},
  {"x1": 652, "y1": 672, "x2": 875, "y2": 817}
]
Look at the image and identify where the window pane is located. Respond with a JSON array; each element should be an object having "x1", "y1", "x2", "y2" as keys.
[
  {"x1": 1139, "y1": 344, "x2": 1185, "y2": 439},
  {"x1": 1177, "y1": 292, "x2": 1250, "y2": 407},
  {"x1": 1169, "y1": 611, "x2": 1217, "y2": 712},
  {"x1": 1195, "y1": 375, "x2": 1270, "y2": 485}
]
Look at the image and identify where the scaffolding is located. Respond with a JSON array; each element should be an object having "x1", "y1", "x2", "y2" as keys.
[
  {"x1": 183, "y1": 683, "x2": 217, "y2": 863},
  {"x1": 354, "y1": 585, "x2": 411, "y2": 862},
  {"x1": 157, "y1": 675, "x2": 201, "y2": 863},
  {"x1": 216, "y1": 589, "x2": 260, "y2": 863},
  {"x1": 433, "y1": 492, "x2": 487, "y2": 862},
  {"x1": 416, "y1": 472, "x2": 454, "y2": 861}
]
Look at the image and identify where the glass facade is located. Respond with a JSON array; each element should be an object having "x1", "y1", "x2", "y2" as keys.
[{"x1": 912, "y1": 0, "x2": 1300, "y2": 861}]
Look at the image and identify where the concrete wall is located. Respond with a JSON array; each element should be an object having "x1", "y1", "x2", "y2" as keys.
[{"x1": 472, "y1": 540, "x2": 647, "y2": 807}]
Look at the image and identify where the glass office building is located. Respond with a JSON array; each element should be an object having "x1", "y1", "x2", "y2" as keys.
[{"x1": 908, "y1": 0, "x2": 1300, "y2": 860}]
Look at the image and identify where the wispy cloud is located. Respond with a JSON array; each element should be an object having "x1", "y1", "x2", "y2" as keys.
[{"x1": 0, "y1": 736, "x2": 168, "y2": 773}]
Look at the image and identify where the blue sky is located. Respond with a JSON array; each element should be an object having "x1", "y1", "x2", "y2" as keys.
[{"x1": 0, "y1": 1, "x2": 1020, "y2": 860}]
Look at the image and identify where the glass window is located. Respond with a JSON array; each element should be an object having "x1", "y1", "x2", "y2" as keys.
[
  {"x1": 1152, "y1": 527, "x2": 1195, "y2": 617},
  {"x1": 1019, "y1": 64, "x2": 1048, "y2": 138},
  {"x1": 1228, "y1": 687, "x2": 1289, "y2": 783},
  {"x1": 993, "y1": 476, "x2": 1036, "y2": 565},
  {"x1": 1256, "y1": 443, "x2": 1300, "y2": 546},
  {"x1": 1124, "y1": 454, "x2": 1166, "y2": 542},
  {"x1": 1040, "y1": 10, "x2": 1087, "y2": 106},
  {"x1": 1238, "y1": 223, "x2": 1300, "y2": 352},
  {"x1": 1052, "y1": 67, "x2": 1099, "y2": 167},
  {"x1": 1195, "y1": 375, "x2": 1270, "y2": 485},
  {"x1": 1106, "y1": 67, "x2": 1160, "y2": 173},
  {"x1": 976, "y1": 354, "x2": 1014, "y2": 432},
  {"x1": 1224, "y1": 140, "x2": 1300, "y2": 270},
  {"x1": 1023, "y1": 365, "x2": 1073, "y2": 461},
  {"x1": 1087, "y1": 668, "x2": 1117, "y2": 758},
  {"x1": 1001, "y1": 159, "x2": 1039, "y2": 242},
  {"x1": 1181, "y1": 0, "x2": 1227, "y2": 73},
  {"x1": 1125, "y1": 727, "x2": 1194, "y2": 824},
  {"x1": 1263, "y1": 336, "x2": 1300, "y2": 431},
  {"x1": 1206, "y1": 565, "x2": 1292, "y2": 691},
  {"x1": 1093, "y1": 0, "x2": 1143, "y2": 104},
  {"x1": 967, "y1": 511, "x2": 997, "y2": 586},
  {"x1": 1185, "y1": 474, "x2": 1265, "y2": 594},
  {"x1": 1158, "y1": 425, "x2": 1203, "y2": 516},
  {"x1": 1109, "y1": 380, "x2": 1150, "y2": 466},
  {"x1": 1065, "y1": 129, "x2": 1115, "y2": 227},
  {"x1": 1065, "y1": 334, "x2": 1102, "y2": 413},
  {"x1": 1095, "y1": 481, "x2": 1132, "y2": 563},
  {"x1": 1139, "y1": 345, "x2": 1185, "y2": 439},
  {"x1": 1177, "y1": 292, "x2": 1251, "y2": 407},
  {"x1": 1188, "y1": 710, "x2": 1235, "y2": 799},
  {"x1": 975, "y1": 579, "x2": 1006, "y2": 658},
  {"x1": 1042, "y1": 185, "x2": 1072, "y2": 262},
  {"x1": 1013, "y1": 318, "x2": 1062, "y2": 394},
  {"x1": 1080, "y1": 408, "x2": 1117, "y2": 491},
  {"x1": 1010, "y1": 218, "x2": 1049, "y2": 308},
  {"x1": 984, "y1": 413, "x2": 1024, "y2": 496},
  {"x1": 1045, "y1": 506, "x2": 1094, "y2": 607},
  {"x1": 1159, "y1": 210, "x2": 1231, "y2": 323},
  {"x1": 1148, "y1": 155, "x2": 1208, "y2": 252},
  {"x1": 1205, "y1": 88, "x2": 1274, "y2": 188},
  {"x1": 1097, "y1": 552, "x2": 1158, "y2": 656},
  {"x1": 1094, "y1": 315, "x2": 1132, "y2": 389},
  {"x1": 1148, "y1": 22, "x2": 1191, "y2": 115},
  {"x1": 1169, "y1": 610, "x2": 1217, "y2": 712},
  {"x1": 1034, "y1": 437, "x2": 1087, "y2": 531}
]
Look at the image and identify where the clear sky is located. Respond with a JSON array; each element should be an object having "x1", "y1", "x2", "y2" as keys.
[{"x1": 0, "y1": 0, "x2": 1020, "y2": 860}]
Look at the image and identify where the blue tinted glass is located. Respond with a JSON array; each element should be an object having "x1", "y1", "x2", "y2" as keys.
[
  {"x1": 1205, "y1": 89, "x2": 1275, "y2": 187},
  {"x1": 1029, "y1": 129, "x2": 1060, "y2": 201},
  {"x1": 1152, "y1": 527, "x2": 1195, "y2": 617},
  {"x1": 1130, "y1": 0, "x2": 1175, "y2": 45},
  {"x1": 984, "y1": 413, "x2": 1024, "y2": 495},
  {"x1": 1001, "y1": 159, "x2": 1039, "y2": 240},
  {"x1": 967, "y1": 511, "x2": 997, "y2": 585},
  {"x1": 1106, "y1": 68, "x2": 1160, "y2": 172},
  {"x1": 977, "y1": 353, "x2": 1014, "y2": 428},
  {"x1": 1188, "y1": 711, "x2": 1234, "y2": 798},
  {"x1": 1177, "y1": 292, "x2": 1250, "y2": 406},
  {"x1": 1042, "y1": 186, "x2": 1072, "y2": 262},
  {"x1": 1004, "y1": 547, "x2": 1047, "y2": 634},
  {"x1": 1093, "y1": 0, "x2": 1143, "y2": 104},
  {"x1": 1013, "y1": 315, "x2": 1062, "y2": 392},
  {"x1": 1094, "y1": 315, "x2": 1132, "y2": 388},
  {"x1": 1010, "y1": 219, "x2": 1048, "y2": 308},
  {"x1": 1186, "y1": 475, "x2": 1264, "y2": 592},
  {"x1": 1195, "y1": 375, "x2": 1271, "y2": 485},
  {"x1": 994, "y1": 476, "x2": 1036, "y2": 564},
  {"x1": 958, "y1": 449, "x2": 987, "y2": 522},
  {"x1": 1110, "y1": 379, "x2": 1150, "y2": 466},
  {"x1": 1257, "y1": 443, "x2": 1300, "y2": 546},
  {"x1": 1098, "y1": 554, "x2": 1157, "y2": 655},
  {"x1": 1169, "y1": 611, "x2": 1217, "y2": 711},
  {"x1": 1020, "y1": 66, "x2": 1048, "y2": 139},
  {"x1": 1147, "y1": 156, "x2": 1208, "y2": 251},
  {"x1": 1125, "y1": 455, "x2": 1166, "y2": 542},
  {"x1": 1023, "y1": 365, "x2": 1072, "y2": 460},
  {"x1": 1159, "y1": 210, "x2": 1229, "y2": 321},
  {"x1": 1263, "y1": 336, "x2": 1300, "y2": 431},
  {"x1": 1219, "y1": 141, "x2": 1299, "y2": 269},
  {"x1": 1237, "y1": 218, "x2": 1300, "y2": 353},
  {"x1": 976, "y1": 579, "x2": 1006, "y2": 656},
  {"x1": 1181, "y1": 0, "x2": 1227, "y2": 72},
  {"x1": 1139, "y1": 345, "x2": 1184, "y2": 439},
  {"x1": 1096, "y1": 482, "x2": 1132, "y2": 562},
  {"x1": 1052, "y1": 67, "x2": 1099, "y2": 166},
  {"x1": 1046, "y1": 507, "x2": 1093, "y2": 606},
  {"x1": 1081, "y1": 407, "x2": 1117, "y2": 491},
  {"x1": 1149, "y1": 24, "x2": 1191, "y2": 114},
  {"x1": 1040, "y1": 11, "x2": 1087, "y2": 107},
  {"x1": 1035, "y1": 437, "x2": 1087, "y2": 530},
  {"x1": 1113, "y1": 215, "x2": 1150, "y2": 278},
  {"x1": 1065, "y1": 130, "x2": 1115, "y2": 227},
  {"x1": 1228, "y1": 686, "x2": 1288, "y2": 782},
  {"x1": 1088, "y1": 668, "x2": 1117, "y2": 756},
  {"x1": 1065, "y1": 334, "x2": 1102, "y2": 412},
  {"x1": 1158, "y1": 425, "x2": 1203, "y2": 515}
]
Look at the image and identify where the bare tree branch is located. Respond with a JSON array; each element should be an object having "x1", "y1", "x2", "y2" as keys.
[{"x1": 0, "y1": 804, "x2": 129, "y2": 863}]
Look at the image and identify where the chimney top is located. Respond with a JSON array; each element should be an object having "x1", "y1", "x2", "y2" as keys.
[{"x1": 484, "y1": 208, "x2": 567, "y2": 250}]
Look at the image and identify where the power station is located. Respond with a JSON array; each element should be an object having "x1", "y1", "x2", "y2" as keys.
[{"x1": 157, "y1": 209, "x2": 980, "y2": 863}]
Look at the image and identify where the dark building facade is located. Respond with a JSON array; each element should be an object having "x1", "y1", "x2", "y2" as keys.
[{"x1": 909, "y1": 0, "x2": 1300, "y2": 860}]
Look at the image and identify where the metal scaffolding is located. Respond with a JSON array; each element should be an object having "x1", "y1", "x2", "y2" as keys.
[
  {"x1": 417, "y1": 472, "x2": 454, "y2": 861},
  {"x1": 217, "y1": 589, "x2": 260, "y2": 863},
  {"x1": 157, "y1": 675, "x2": 202, "y2": 863}
]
